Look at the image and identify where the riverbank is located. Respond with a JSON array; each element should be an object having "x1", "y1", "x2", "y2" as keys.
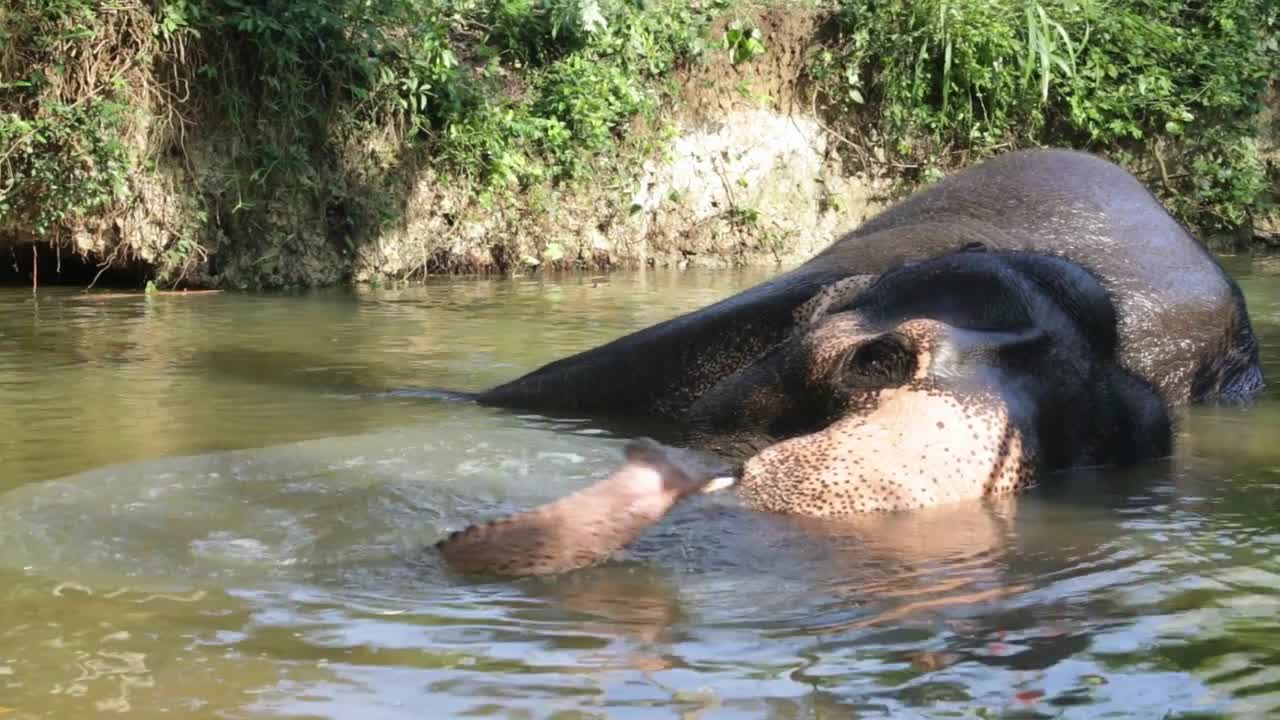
[{"x1": 2, "y1": 1, "x2": 1277, "y2": 289}]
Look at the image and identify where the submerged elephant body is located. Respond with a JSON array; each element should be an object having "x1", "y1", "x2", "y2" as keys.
[{"x1": 437, "y1": 149, "x2": 1264, "y2": 576}]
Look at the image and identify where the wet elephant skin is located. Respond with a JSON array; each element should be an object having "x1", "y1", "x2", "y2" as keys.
[{"x1": 437, "y1": 148, "x2": 1265, "y2": 576}]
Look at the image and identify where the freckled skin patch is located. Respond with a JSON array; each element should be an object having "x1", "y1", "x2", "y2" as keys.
[{"x1": 718, "y1": 317, "x2": 1044, "y2": 517}]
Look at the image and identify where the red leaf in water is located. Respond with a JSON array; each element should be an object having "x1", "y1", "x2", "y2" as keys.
[{"x1": 1015, "y1": 690, "x2": 1045, "y2": 704}]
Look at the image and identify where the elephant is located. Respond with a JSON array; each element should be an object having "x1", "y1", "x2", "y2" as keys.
[{"x1": 435, "y1": 148, "x2": 1265, "y2": 577}]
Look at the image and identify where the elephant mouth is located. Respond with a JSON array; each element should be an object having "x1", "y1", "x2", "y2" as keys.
[
  {"x1": 696, "y1": 462, "x2": 745, "y2": 495},
  {"x1": 677, "y1": 437, "x2": 763, "y2": 496},
  {"x1": 687, "y1": 431, "x2": 778, "y2": 462}
]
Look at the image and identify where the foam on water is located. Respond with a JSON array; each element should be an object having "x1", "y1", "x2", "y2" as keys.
[{"x1": 0, "y1": 412, "x2": 635, "y2": 591}]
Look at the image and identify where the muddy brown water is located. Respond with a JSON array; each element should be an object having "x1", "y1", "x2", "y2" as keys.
[{"x1": 0, "y1": 259, "x2": 1278, "y2": 719}]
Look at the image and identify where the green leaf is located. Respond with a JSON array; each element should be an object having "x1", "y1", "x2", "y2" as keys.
[{"x1": 542, "y1": 242, "x2": 565, "y2": 261}]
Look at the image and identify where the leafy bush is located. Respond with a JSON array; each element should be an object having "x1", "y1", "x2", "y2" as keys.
[
  {"x1": 0, "y1": 0, "x2": 722, "y2": 285},
  {"x1": 433, "y1": 0, "x2": 722, "y2": 187},
  {"x1": 533, "y1": 57, "x2": 648, "y2": 160},
  {"x1": 2, "y1": 0, "x2": 1276, "y2": 288},
  {"x1": 0, "y1": 0, "x2": 139, "y2": 236},
  {"x1": 810, "y1": 0, "x2": 1280, "y2": 234},
  {"x1": 0, "y1": 100, "x2": 131, "y2": 235},
  {"x1": 719, "y1": 19, "x2": 768, "y2": 65},
  {"x1": 477, "y1": 0, "x2": 609, "y2": 66},
  {"x1": 143, "y1": 0, "x2": 722, "y2": 209}
]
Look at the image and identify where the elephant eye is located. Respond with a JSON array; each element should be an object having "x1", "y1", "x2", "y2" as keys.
[{"x1": 840, "y1": 333, "x2": 916, "y2": 389}]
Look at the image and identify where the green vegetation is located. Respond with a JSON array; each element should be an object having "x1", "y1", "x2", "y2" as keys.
[
  {"x1": 1, "y1": 0, "x2": 730, "y2": 285},
  {"x1": 809, "y1": 0, "x2": 1279, "y2": 234},
  {"x1": 177, "y1": 0, "x2": 722, "y2": 190},
  {"x1": 0, "y1": 0, "x2": 1277, "y2": 288},
  {"x1": 0, "y1": 1, "x2": 137, "y2": 236}
]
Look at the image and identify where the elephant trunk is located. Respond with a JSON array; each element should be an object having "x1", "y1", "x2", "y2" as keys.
[{"x1": 436, "y1": 439, "x2": 727, "y2": 577}]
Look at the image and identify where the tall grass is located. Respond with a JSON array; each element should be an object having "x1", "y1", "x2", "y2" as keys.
[{"x1": 811, "y1": 0, "x2": 1278, "y2": 233}]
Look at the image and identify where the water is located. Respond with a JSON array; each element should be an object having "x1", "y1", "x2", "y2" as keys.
[{"x1": 0, "y1": 259, "x2": 1278, "y2": 719}]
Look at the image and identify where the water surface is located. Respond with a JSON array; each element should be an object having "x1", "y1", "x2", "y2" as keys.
[{"x1": 0, "y1": 259, "x2": 1278, "y2": 719}]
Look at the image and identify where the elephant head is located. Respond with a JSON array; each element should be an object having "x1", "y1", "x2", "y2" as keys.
[{"x1": 678, "y1": 248, "x2": 1172, "y2": 516}]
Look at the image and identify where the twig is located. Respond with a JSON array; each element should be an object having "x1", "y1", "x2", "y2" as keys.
[
  {"x1": 416, "y1": 202, "x2": 465, "y2": 281},
  {"x1": 805, "y1": 87, "x2": 925, "y2": 170},
  {"x1": 85, "y1": 243, "x2": 125, "y2": 291},
  {"x1": 1153, "y1": 140, "x2": 1172, "y2": 188},
  {"x1": 809, "y1": 87, "x2": 871, "y2": 173},
  {"x1": 711, "y1": 155, "x2": 739, "y2": 210},
  {"x1": 169, "y1": 241, "x2": 208, "y2": 289},
  {"x1": 31, "y1": 244, "x2": 37, "y2": 292}
]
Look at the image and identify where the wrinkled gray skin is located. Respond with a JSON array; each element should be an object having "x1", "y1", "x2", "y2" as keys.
[{"x1": 437, "y1": 149, "x2": 1264, "y2": 577}]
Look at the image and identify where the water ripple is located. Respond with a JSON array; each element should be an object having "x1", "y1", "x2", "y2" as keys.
[{"x1": 0, "y1": 270, "x2": 1277, "y2": 718}]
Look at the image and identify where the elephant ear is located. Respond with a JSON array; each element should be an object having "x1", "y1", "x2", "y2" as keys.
[
  {"x1": 475, "y1": 270, "x2": 860, "y2": 417},
  {"x1": 791, "y1": 275, "x2": 875, "y2": 329}
]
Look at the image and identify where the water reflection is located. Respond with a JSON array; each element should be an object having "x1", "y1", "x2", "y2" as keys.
[{"x1": 0, "y1": 261, "x2": 1277, "y2": 718}]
